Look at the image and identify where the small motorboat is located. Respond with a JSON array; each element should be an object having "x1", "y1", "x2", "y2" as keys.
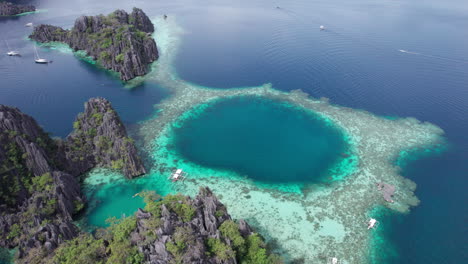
[
  {"x1": 25, "y1": 23, "x2": 33, "y2": 27},
  {"x1": 320, "y1": 25, "x2": 325, "y2": 30}
]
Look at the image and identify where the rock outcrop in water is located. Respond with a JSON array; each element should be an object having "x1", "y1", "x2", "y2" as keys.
[
  {"x1": 60, "y1": 98, "x2": 146, "y2": 179},
  {"x1": 0, "y1": 1, "x2": 35, "y2": 16},
  {"x1": 29, "y1": 8, "x2": 158, "y2": 81},
  {"x1": 0, "y1": 98, "x2": 146, "y2": 262},
  {"x1": 48, "y1": 188, "x2": 282, "y2": 264}
]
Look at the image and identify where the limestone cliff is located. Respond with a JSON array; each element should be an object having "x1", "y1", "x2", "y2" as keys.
[
  {"x1": 0, "y1": 1, "x2": 35, "y2": 16},
  {"x1": 60, "y1": 98, "x2": 146, "y2": 179},
  {"x1": 48, "y1": 188, "x2": 282, "y2": 264},
  {"x1": 0, "y1": 98, "x2": 146, "y2": 261},
  {"x1": 29, "y1": 8, "x2": 158, "y2": 81},
  {"x1": 0, "y1": 105, "x2": 84, "y2": 258}
]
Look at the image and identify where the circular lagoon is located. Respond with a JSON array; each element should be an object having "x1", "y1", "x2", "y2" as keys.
[{"x1": 171, "y1": 96, "x2": 348, "y2": 184}]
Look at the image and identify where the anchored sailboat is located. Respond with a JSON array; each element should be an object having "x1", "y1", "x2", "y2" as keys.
[
  {"x1": 4, "y1": 40, "x2": 20, "y2": 56},
  {"x1": 34, "y1": 45, "x2": 48, "y2": 64}
]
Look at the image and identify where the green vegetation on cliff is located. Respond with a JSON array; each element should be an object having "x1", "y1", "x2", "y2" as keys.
[
  {"x1": 29, "y1": 8, "x2": 159, "y2": 81},
  {"x1": 49, "y1": 190, "x2": 282, "y2": 264}
]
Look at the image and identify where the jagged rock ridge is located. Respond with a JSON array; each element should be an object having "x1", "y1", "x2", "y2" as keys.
[
  {"x1": 0, "y1": 105, "x2": 84, "y2": 260},
  {"x1": 29, "y1": 8, "x2": 158, "y2": 81},
  {"x1": 48, "y1": 188, "x2": 282, "y2": 264},
  {"x1": 0, "y1": 1, "x2": 35, "y2": 16},
  {"x1": 60, "y1": 97, "x2": 146, "y2": 179},
  {"x1": 0, "y1": 98, "x2": 146, "y2": 262}
]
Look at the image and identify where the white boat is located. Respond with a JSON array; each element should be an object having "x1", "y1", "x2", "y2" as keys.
[
  {"x1": 320, "y1": 25, "x2": 325, "y2": 30},
  {"x1": 4, "y1": 40, "x2": 20, "y2": 56},
  {"x1": 169, "y1": 168, "x2": 186, "y2": 182},
  {"x1": 35, "y1": 58, "x2": 48, "y2": 64},
  {"x1": 34, "y1": 45, "x2": 48, "y2": 64},
  {"x1": 7, "y1": 51, "x2": 20, "y2": 56},
  {"x1": 25, "y1": 23, "x2": 33, "y2": 27},
  {"x1": 367, "y1": 218, "x2": 379, "y2": 230},
  {"x1": 327, "y1": 257, "x2": 341, "y2": 264}
]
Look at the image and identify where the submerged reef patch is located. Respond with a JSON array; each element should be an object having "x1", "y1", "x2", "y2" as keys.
[{"x1": 81, "y1": 16, "x2": 445, "y2": 263}]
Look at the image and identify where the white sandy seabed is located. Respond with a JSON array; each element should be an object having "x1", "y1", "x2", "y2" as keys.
[{"x1": 83, "y1": 16, "x2": 446, "y2": 263}]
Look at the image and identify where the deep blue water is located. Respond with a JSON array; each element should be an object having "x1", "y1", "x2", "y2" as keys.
[
  {"x1": 172, "y1": 96, "x2": 347, "y2": 183},
  {"x1": 0, "y1": 0, "x2": 467, "y2": 263}
]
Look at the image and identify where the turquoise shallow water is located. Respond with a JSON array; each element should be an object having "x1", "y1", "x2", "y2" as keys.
[
  {"x1": 84, "y1": 176, "x2": 145, "y2": 228},
  {"x1": 172, "y1": 96, "x2": 347, "y2": 183}
]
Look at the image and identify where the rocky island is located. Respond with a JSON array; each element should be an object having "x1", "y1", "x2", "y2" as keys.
[
  {"x1": 29, "y1": 8, "x2": 159, "y2": 81},
  {"x1": 0, "y1": 98, "x2": 146, "y2": 262},
  {"x1": 59, "y1": 98, "x2": 146, "y2": 179},
  {"x1": 0, "y1": 1, "x2": 35, "y2": 16}
]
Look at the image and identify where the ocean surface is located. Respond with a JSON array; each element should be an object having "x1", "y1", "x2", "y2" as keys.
[{"x1": 1, "y1": 0, "x2": 467, "y2": 263}]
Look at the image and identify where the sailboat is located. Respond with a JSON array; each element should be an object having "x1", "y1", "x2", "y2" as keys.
[
  {"x1": 4, "y1": 40, "x2": 20, "y2": 56},
  {"x1": 34, "y1": 45, "x2": 48, "y2": 64}
]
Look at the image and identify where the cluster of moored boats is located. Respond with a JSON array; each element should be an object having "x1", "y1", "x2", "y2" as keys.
[{"x1": 4, "y1": 22, "x2": 49, "y2": 64}]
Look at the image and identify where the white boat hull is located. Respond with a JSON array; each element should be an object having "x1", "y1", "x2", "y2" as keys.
[{"x1": 35, "y1": 59, "x2": 48, "y2": 64}]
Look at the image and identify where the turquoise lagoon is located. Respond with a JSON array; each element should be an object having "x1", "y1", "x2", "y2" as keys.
[{"x1": 171, "y1": 96, "x2": 348, "y2": 184}]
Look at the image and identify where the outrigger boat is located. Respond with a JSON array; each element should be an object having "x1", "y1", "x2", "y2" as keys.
[
  {"x1": 327, "y1": 257, "x2": 341, "y2": 264},
  {"x1": 169, "y1": 168, "x2": 187, "y2": 182},
  {"x1": 367, "y1": 218, "x2": 379, "y2": 230}
]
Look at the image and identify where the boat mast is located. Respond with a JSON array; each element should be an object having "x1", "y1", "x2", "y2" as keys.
[
  {"x1": 4, "y1": 40, "x2": 11, "y2": 51},
  {"x1": 33, "y1": 45, "x2": 39, "y2": 60}
]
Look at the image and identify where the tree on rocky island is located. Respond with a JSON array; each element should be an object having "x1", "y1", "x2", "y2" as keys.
[
  {"x1": 49, "y1": 187, "x2": 283, "y2": 264},
  {"x1": 29, "y1": 8, "x2": 159, "y2": 81}
]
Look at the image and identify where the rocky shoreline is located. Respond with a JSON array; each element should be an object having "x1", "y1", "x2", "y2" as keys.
[
  {"x1": 0, "y1": 1, "x2": 35, "y2": 16},
  {"x1": 29, "y1": 8, "x2": 159, "y2": 81},
  {"x1": 49, "y1": 188, "x2": 282, "y2": 264},
  {"x1": 0, "y1": 98, "x2": 146, "y2": 262}
]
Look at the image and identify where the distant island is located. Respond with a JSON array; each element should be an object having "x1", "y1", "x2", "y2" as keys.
[
  {"x1": 0, "y1": 1, "x2": 35, "y2": 16},
  {"x1": 30, "y1": 8, "x2": 159, "y2": 81}
]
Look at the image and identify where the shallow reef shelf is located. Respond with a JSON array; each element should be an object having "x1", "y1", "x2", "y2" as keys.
[{"x1": 84, "y1": 16, "x2": 445, "y2": 263}]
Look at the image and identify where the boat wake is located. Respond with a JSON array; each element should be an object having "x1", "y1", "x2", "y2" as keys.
[
  {"x1": 398, "y1": 49, "x2": 468, "y2": 64},
  {"x1": 398, "y1": 49, "x2": 420, "y2": 55}
]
